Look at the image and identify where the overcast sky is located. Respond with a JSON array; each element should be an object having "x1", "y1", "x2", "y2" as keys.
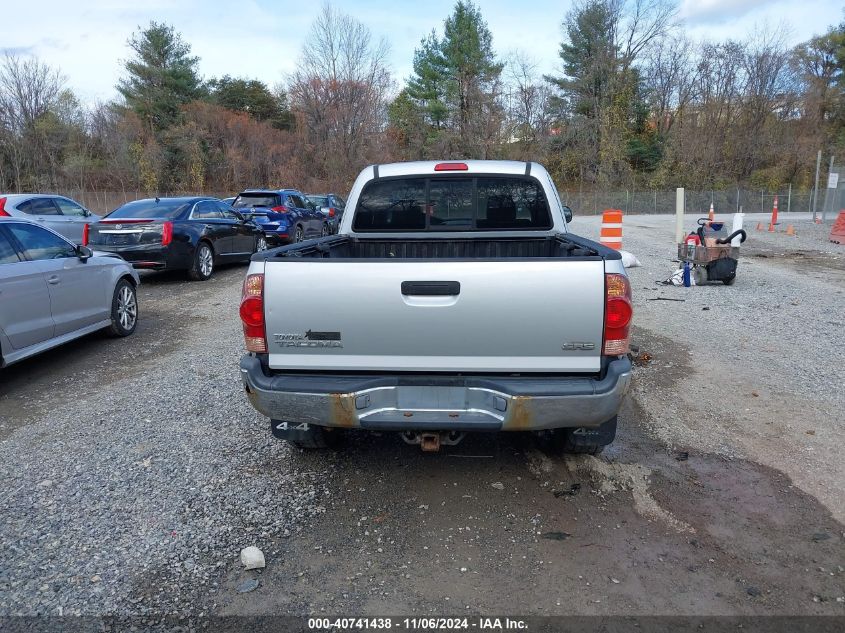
[{"x1": 3, "y1": 0, "x2": 843, "y2": 104}]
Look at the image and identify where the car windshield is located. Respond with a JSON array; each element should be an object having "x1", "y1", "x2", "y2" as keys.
[
  {"x1": 233, "y1": 193, "x2": 280, "y2": 209},
  {"x1": 308, "y1": 196, "x2": 329, "y2": 207},
  {"x1": 106, "y1": 200, "x2": 190, "y2": 219}
]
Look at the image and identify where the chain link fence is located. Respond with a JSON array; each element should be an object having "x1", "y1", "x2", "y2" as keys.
[
  {"x1": 51, "y1": 190, "x2": 232, "y2": 215},
  {"x1": 820, "y1": 179, "x2": 845, "y2": 221},
  {"x1": 558, "y1": 188, "x2": 819, "y2": 217},
  {"x1": 51, "y1": 186, "x2": 834, "y2": 219}
]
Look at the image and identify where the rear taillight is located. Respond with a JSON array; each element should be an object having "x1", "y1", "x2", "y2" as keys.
[
  {"x1": 271, "y1": 205, "x2": 289, "y2": 213},
  {"x1": 0, "y1": 197, "x2": 9, "y2": 217},
  {"x1": 328, "y1": 207, "x2": 336, "y2": 217},
  {"x1": 603, "y1": 273, "x2": 633, "y2": 356},
  {"x1": 434, "y1": 162, "x2": 469, "y2": 171},
  {"x1": 82, "y1": 223, "x2": 89, "y2": 246},
  {"x1": 161, "y1": 221, "x2": 173, "y2": 246},
  {"x1": 240, "y1": 273, "x2": 266, "y2": 353}
]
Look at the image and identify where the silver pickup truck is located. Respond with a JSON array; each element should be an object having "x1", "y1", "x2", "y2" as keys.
[{"x1": 239, "y1": 160, "x2": 632, "y2": 453}]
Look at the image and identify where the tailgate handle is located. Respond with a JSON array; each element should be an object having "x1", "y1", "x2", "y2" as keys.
[{"x1": 401, "y1": 281, "x2": 460, "y2": 296}]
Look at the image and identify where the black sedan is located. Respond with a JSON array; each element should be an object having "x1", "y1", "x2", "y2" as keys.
[{"x1": 86, "y1": 197, "x2": 267, "y2": 280}]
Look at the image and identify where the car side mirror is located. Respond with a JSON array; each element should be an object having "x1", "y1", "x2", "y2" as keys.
[
  {"x1": 562, "y1": 206, "x2": 573, "y2": 223},
  {"x1": 76, "y1": 245, "x2": 93, "y2": 262}
]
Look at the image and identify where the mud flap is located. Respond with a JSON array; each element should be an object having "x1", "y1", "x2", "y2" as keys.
[
  {"x1": 270, "y1": 419, "x2": 314, "y2": 442},
  {"x1": 568, "y1": 415, "x2": 618, "y2": 448}
]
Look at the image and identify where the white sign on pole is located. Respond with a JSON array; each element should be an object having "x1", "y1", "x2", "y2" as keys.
[{"x1": 827, "y1": 172, "x2": 839, "y2": 189}]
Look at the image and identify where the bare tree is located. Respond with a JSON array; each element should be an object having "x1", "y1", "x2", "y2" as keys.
[
  {"x1": 503, "y1": 52, "x2": 554, "y2": 159},
  {"x1": 0, "y1": 53, "x2": 66, "y2": 190},
  {"x1": 0, "y1": 53, "x2": 66, "y2": 131},
  {"x1": 618, "y1": 0, "x2": 678, "y2": 71},
  {"x1": 288, "y1": 3, "x2": 392, "y2": 187},
  {"x1": 642, "y1": 33, "x2": 698, "y2": 134}
]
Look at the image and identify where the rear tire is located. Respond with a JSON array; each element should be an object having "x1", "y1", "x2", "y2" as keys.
[
  {"x1": 254, "y1": 235, "x2": 267, "y2": 253},
  {"x1": 546, "y1": 416, "x2": 618, "y2": 455},
  {"x1": 188, "y1": 242, "x2": 214, "y2": 281},
  {"x1": 108, "y1": 279, "x2": 138, "y2": 337},
  {"x1": 294, "y1": 226, "x2": 304, "y2": 243},
  {"x1": 722, "y1": 275, "x2": 736, "y2": 285},
  {"x1": 321, "y1": 223, "x2": 329, "y2": 237}
]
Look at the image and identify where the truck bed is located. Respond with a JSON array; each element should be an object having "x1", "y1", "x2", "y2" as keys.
[
  {"x1": 255, "y1": 232, "x2": 618, "y2": 374},
  {"x1": 258, "y1": 233, "x2": 618, "y2": 261}
]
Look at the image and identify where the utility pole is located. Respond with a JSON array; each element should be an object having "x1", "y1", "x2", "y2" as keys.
[{"x1": 812, "y1": 150, "x2": 821, "y2": 220}]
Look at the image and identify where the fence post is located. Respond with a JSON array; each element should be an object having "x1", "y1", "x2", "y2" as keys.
[
  {"x1": 761, "y1": 190, "x2": 764, "y2": 214},
  {"x1": 787, "y1": 183, "x2": 791, "y2": 214},
  {"x1": 812, "y1": 149, "x2": 821, "y2": 218},
  {"x1": 675, "y1": 188, "x2": 685, "y2": 244},
  {"x1": 822, "y1": 156, "x2": 835, "y2": 223}
]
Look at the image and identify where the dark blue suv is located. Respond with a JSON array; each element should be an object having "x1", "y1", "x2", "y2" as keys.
[{"x1": 232, "y1": 189, "x2": 330, "y2": 245}]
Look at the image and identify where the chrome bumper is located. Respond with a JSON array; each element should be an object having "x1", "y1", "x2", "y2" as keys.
[{"x1": 240, "y1": 356, "x2": 632, "y2": 432}]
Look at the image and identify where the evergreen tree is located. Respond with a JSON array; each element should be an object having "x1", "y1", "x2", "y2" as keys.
[
  {"x1": 117, "y1": 22, "x2": 205, "y2": 131},
  {"x1": 209, "y1": 76, "x2": 293, "y2": 130},
  {"x1": 441, "y1": 0, "x2": 503, "y2": 150}
]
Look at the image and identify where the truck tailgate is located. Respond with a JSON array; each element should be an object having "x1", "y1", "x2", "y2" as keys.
[{"x1": 263, "y1": 260, "x2": 605, "y2": 373}]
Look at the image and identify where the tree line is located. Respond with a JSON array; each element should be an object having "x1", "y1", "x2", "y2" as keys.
[{"x1": 1, "y1": 0, "x2": 844, "y2": 200}]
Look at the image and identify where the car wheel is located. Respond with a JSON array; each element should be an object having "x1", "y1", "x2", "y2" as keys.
[
  {"x1": 321, "y1": 223, "x2": 329, "y2": 237},
  {"x1": 255, "y1": 235, "x2": 267, "y2": 253},
  {"x1": 108, "y1": 279, "x2": 138, "y2": 337},
  {"x1": 188, "y1": 242, "x2": 214, "y2": 281},
  {"x1": 294, "y1": 226, "x2": 304, "y2": 243}
]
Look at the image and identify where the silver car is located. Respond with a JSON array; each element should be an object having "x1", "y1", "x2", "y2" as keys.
[
  {"x1": 0, "y1": 218, "x2": 140, "y2": 368},
  {"x1": 0, "y1": 194, "x2": 100, "y2": 243}
]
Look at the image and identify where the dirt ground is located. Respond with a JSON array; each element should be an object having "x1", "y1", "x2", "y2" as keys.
[{"x1": 1, "y1": 216, "x2": 844, "y2": 618}]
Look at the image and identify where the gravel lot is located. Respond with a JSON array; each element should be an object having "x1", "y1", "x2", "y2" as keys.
[
  {"x1": 573, "y1": 213, "x2": 845, "y2": 522},
  {"x1": 0, "y1": 267, "x2": 330, "y2": 616},
  {"x1": 1, "y1": 215, "x2": 843, "y2": 618}
]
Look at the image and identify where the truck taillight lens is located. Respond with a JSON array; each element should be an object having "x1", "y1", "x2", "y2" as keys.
[
  {"x1": 161, "y1": 221, "x2": 173, "y2": 246},
  {"x1": 603, "y1": 273, "x2": 632, "y2": 356},
  {"x1": 82, "y1": 222, "x2": 90, "y2": 246},
  {"x1": 0, "y1": 197, "x2": 9, "y2": 216},
  {"x1": 240, "y1": 273, "x2": 266, "y2": 353}
]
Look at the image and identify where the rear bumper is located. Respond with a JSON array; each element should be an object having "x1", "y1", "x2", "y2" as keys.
[
  {"x1": 265, "y1": 232, "x2": 292, "y2": 246},
  {"x1": 239, "y1": 356, "x2": 632, "y2": 432},
  {"x1": 90, "y1": 244, "x2": 173, "y2": 270}
]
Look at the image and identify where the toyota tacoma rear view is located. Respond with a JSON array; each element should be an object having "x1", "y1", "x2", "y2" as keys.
[{"x1": 239, "y1": 160, "x2": 633, "y2": 453}]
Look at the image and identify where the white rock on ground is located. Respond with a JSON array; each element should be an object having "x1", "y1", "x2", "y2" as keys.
[{"x1": 240, "y1": 546, "x2": 266, "y2": 570}]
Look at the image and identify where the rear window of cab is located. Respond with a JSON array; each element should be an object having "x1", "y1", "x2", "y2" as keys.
[{"x1": 352, "y1": 176, "x2": 552, "y2": 232}]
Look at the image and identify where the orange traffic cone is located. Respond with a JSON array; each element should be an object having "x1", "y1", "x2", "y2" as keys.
[
  {"x1": 786, "y1": 225, "x2": 796, "y2": 236},
  {"x1": 768, "y1": 223, "x2": 775, "y2": 232},
  {"x1": 771, "y1": 195, "x2": 779, "y2": 227},
  {"x1": 756, "y1": 222, "x2": 764, "y2": 231},
  {"x1": 708, "y1": 202, "x2": 714, "y2": 223}
]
